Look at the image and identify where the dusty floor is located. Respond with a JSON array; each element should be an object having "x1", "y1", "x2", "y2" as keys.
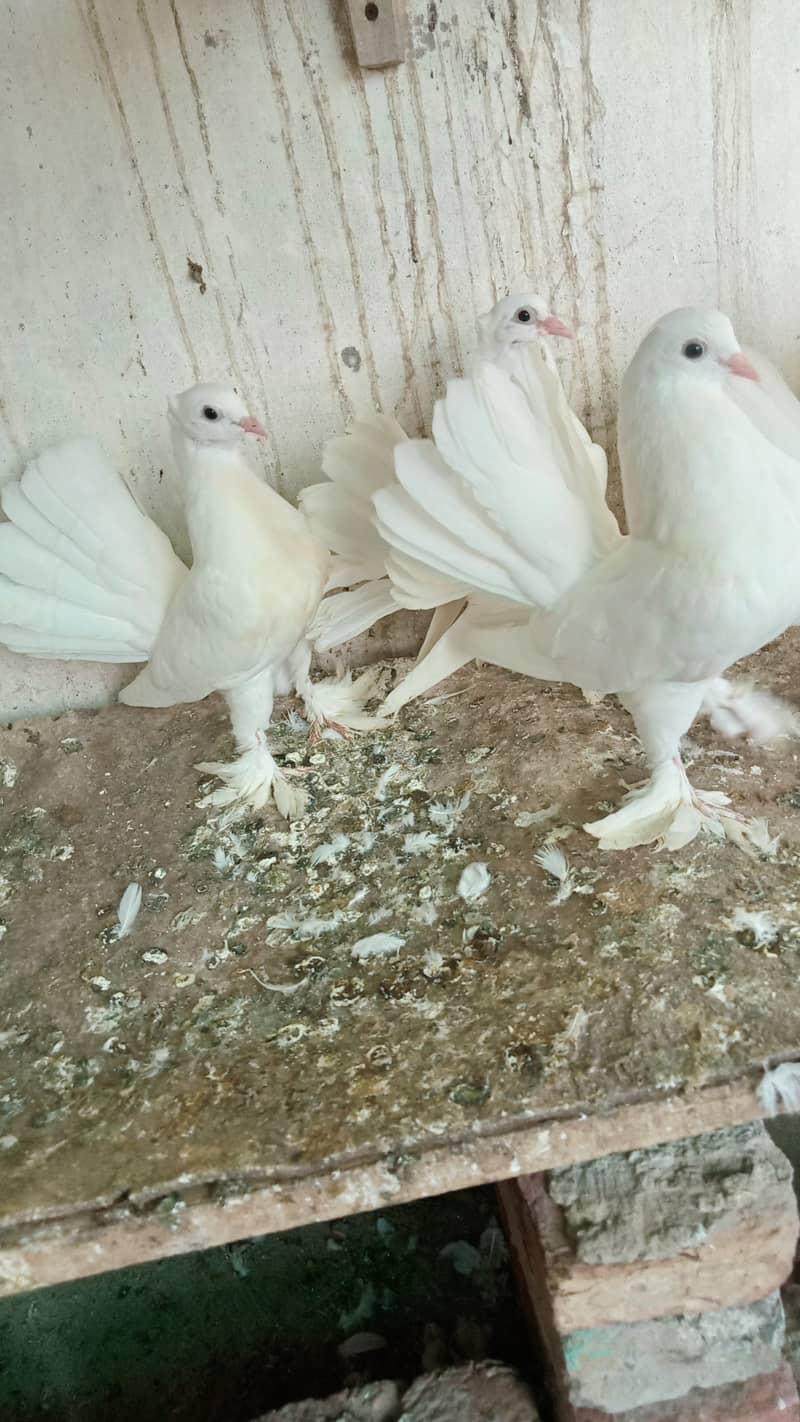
[
  {"x1": 2, "y1": 650, "x2": 800, "y2": 1288},
  {"x1": 0, "y1": 1187, "x2": 532, "y2": 1422}
]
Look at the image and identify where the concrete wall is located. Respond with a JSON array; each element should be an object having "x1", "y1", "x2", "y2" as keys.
[{"x1": 2, "y1": 0, "x2": 799, "y2": 719}]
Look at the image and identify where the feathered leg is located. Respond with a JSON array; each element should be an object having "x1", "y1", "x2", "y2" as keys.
[
  {"x1": 196, "y1": 672, "x2": 308, "y2": 820},
  {"x1": 584, "y1": 680, "x2": 777, "y2": 854},
  {"x1": 290, "y1": 640, "x2": 387, "y2": 744}
]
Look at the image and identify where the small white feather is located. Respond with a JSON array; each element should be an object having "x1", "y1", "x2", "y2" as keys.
[
  {"x1": 412, "y1": 901, "x2": 439, "y2": 925},
  {"x1": 113, "y1": 882, "x2": 142, "y2": 941},
  {"x1": 375, "y1": 763, "x2": 402, "y2": 801},
  {"x1": 457, "y1": 862, "x2": 491, "y2": 902},
  {"x1": 729, "y1": 907, "x2": 779, "y2": 947},
  {"x1": 213, "y1": 846, "x2": 233, "y2": 872},
  {"x1": 534, "y1": 842, "x2": 577, "y2": 906},
  {"x1": 429, "y1": 793, "x2": 471, "y2": 832},
  {"x1": 403, "y1": 831, "x2": 440, "y2": 854},
  {"x1": 285, "y1": 709, "x2": 309, "y2": 733},
  {"x1": 310, "y1": 833, "x2": 351, "y2": 867},
  {"x1": 757, "y1": 1061, "x2": 800, "y2": 1117},
  {"x1": 351, "y1": 932, "x2": 406, "y2": 961},
  {"x1": 267, "y1": 910, "x2": 345, "y2": 939}
]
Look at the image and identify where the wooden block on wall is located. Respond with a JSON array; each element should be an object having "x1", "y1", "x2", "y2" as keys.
[{"x1": 344, "y1": 0, "x2": 405, "y2": 68}]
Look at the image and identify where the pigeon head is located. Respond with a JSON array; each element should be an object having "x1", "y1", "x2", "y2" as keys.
[
  {"x1": 477, "y1": 290, "x2": 574, "y2": 356},
  {"x1": 168, "y1": 384, "x2": 269, "y2": 445},
  {"x1": 630, "y1": 307, "x2": 760, "y2": 389}
]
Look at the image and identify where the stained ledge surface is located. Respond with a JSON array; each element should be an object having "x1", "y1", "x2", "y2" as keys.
[{"x1": 2, "y1": 648, "x2": 800, "y2": 1296}]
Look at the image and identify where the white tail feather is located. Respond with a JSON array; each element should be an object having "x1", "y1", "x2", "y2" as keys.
[
  {"x1": 757, "y1": 1061, "x2": 800, "y2": 1116},
  {"x1": 310, "y1": 580, "x2": 396, "y2": 653},
  {"x1": 300, "y1": 667, "x2": 388, "y2": 730},
  {"x1": 0, "y1": 438, "x2": 186, "y2": 663}
]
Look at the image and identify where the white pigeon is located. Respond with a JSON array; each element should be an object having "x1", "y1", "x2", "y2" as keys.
[
  {"x1": 306, "y1": 292, "x2": 794, "y2": 747},
  {"x1": 0, "y1": 384, "x2": 379, "y2": 819},
  {"x1": 301, "y1": 290, "x2": 581, "y2": 688},
  {"x1": 368, "y1": 308, "x2": 800, "y2": 852}
]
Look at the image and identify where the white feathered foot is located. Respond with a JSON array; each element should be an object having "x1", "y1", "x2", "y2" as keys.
[
  {"x1": 298, "y1": 666, "x2": 388, "y2": 746},
  {"x1": 584, "y1": 756, "x2": 778, "y2": 854},
  {"x1": 197, "y1": 732, "x2": 309, "y2": 821},
  {"x1": 196, "y1": 676, "x2": 308, "y2": 821},
  {"x1": 584, "y1": 681, "x2": 779, "y2": 854}
]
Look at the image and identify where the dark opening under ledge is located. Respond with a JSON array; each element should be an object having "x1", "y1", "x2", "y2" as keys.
[{"x1": 2, "y1": 646, "x2": 800, "y2": 1296}]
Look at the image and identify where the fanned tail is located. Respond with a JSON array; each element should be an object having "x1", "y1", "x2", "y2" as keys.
[
  {"x1": 376, "y1": 359, "x2": 618, "y2": 619},
  {"x1": 0, "y1": 438, "x2": 186, "y2": 662}
]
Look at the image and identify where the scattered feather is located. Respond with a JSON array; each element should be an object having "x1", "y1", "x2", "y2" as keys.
[
  {"x1": 429, "y1": 793, "x2": 470, "y2": 832},
  {"x1": 354, "y1": 830, "x2": 376, "y2": 854},
  {"x1": 375, "y1": 764, "x2": 402, "y2": 800},
  {"x1": 412, "y1": 901, "x2": 439, "y2": 926},
  {"x1": 403, "y1": 831, "x2": 440, "y2": 855},
  {"x1": 457, "y1": 862, "x2": 491, "y2": 902},
  {"x1": 515, "y1": 805, "x2": 560, "y2": 828},
  {"x1": 563, "y1": 1005, "x2": 589, "y2": 1044},
  {"x1": 241, "y1": 968, "x2": 306, "y2": 995},
  {"x1": 422, "y1": 948, "x2": 445, "y2": 977},
  {"x1": 285, "y1": 709, "x2": 309, "y2": 733},
  {"x1": 534, "y1": 842, "x2": 577, "y2": 906},
  {"x1": 351, "y1": 932, "x2": 405, "y2": 961},
  {"x1": 213, "y1": 846, "x2": 233, "y2": 873},
  {"x1": 267, "y1": 909, "x2": 345, "y2": 939},
  {"x1": 757, "y1": 1061, "x2": 800, "y2": 1116},
  {"x1": 729, "y1": 907, "x2": 779, "y2": 948},
  {"x1": 310, "y1": 833, "x2": 351, "y2": 867},
  {"x1": 112, "y1": 883, "x2": 142, "y2": 941}
]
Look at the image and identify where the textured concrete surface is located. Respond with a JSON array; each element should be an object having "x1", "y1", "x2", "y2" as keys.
[
  {"x1": 2, "y1": 653, "x2": 800, "y2": 1293},
  {"x1": 500, "y1": 1124, "x2": 798, "y2": 1332}
]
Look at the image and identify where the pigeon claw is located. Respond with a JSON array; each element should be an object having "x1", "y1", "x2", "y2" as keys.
[{"x1": 308, "y1": 717, "x2": 353, "y2": 748}]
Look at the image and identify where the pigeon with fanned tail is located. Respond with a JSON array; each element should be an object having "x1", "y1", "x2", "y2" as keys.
[
  {"x1": 305, "y1": 291, "x2": 792, "y2": 750},
  {"x1": 371, "y1": 308, "x2": 800, "y2": 852},
  {"x1": 302, "y1": 290, "x2": 580, "y2": 681},
  {"x1": 0, "y1": 385, "x2": 380, "y2": 819}
]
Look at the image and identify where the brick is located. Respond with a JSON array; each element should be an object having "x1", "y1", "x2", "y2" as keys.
[
  {"x1": 502, "y1": 1123, "x2": 797, "y2": 1333},
  {"x1": 785, "y1": 1283, "x2": 800, "y2": 1388},
  {"x1": 560, "y1": 1291, "x2": 785, "y2": 1415},
  {"x1": 571, "y1": 1360, "x2": 800, "y2": 1421},
  {"x1": 501, "y1": 1166, "x2": 789, "y2": 1416}
]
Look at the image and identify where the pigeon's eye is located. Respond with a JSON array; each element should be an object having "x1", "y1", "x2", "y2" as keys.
[
  {"x1": 682, "y1": 340, "x2": 706, "y2": 360},
  {"x1": 203, "y1": 406, "x2": 220, "y2": 421},
  {"x1": 514, "y1": 307, "x2": 533, "y2": 324}
]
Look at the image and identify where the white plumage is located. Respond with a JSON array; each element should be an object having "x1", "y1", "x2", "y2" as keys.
[
  {"x1": 0, "y1": 384, "x2": 377, "y2": 818},
  {"x1": 333, "y1": 304, "x2": 800, "y2": 851}
]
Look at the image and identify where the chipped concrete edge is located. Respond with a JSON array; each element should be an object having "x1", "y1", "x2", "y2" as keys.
[{"x1": 0, "y1": 1078, "x2": 770, "y2": 1297}]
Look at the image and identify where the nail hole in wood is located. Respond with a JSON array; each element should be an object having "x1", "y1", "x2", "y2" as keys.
[{"x1": 364, "y1": 3, "x2": 379, "y2": 19}]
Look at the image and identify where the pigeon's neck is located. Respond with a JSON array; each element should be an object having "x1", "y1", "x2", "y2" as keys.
[{"x1": 621, "y1": 378, "x2": 795, "y2": 550}]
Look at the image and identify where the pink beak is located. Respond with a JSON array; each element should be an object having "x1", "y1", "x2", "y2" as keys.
[
  {"x1": 237, "y1": 415, "x2": 270, "y2": 439},
  {"x1": 722, "y1": 351, "x2": 759, "y2": 382},
  {"x1": 538, "y1": 314, "x2": 575, "y2": 340}
]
